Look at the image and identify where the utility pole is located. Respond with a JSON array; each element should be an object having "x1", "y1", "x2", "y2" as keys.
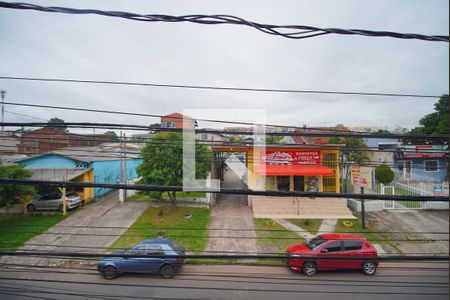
[
  {"x1": 123, "y1": 133, "x2": 127, "y2": 202},
  {"x1": 1, "y1": 90, "x2": 6, "y2": 131},
  {"x1": 119, "y1": 131, "x2": 124, "y2": 203}
]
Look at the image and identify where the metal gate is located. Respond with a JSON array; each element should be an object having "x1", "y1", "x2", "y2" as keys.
[{"x1": 381, "y1": 184, "x2": 427, "y2": 209}]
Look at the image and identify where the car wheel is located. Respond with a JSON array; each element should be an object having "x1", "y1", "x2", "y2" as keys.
[
  {"x1": 160, "y1": 264, "x2": 175, "y2": 279},
  {"x1": 27, "y1": 205, "x2": 36, "y2": 213},
  {"x1": 59, "y1": 205, "x2": 64, "y2": 212},
  {"x1": 362, "y1": 261, "x2": 377, "y2": 275},
  {"x1": 103, "y1": 266, "x2": 118, "y2": 279},
  {"x1": 302, "y1": 262, "x2": 317, "y2": 276}
]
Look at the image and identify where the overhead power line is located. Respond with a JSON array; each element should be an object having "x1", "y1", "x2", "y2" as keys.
[
  {"x1": 0, "y1": 2, "x2": 447, "y2": 42},
  {"x1": 1, "y1": 121, "x2": 447, "y2": 140},
  {"x1": 0, "y1": 76, "x2": 443, "y2": 98},
  {"x1": 0, "y1": 178, "x2": 447, "y2": 202}
]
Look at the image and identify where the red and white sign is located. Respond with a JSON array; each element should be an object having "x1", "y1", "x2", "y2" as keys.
[{"x1": 262, "y1": 150, "x2": 321, "y2": 165}]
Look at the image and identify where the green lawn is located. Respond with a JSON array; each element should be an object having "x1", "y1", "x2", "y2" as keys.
[
  {"x1": 162, "y1": 191, "x2": 207, "y2": 198},
  {"x1": 128, "y1": 191, "x2": 207, "y2": 202},
  {"x1": 287, "y1": 219, "x2": 322, "y2": 235},
  {"x1": 253, "y1": 218, "x2": 304, "y2": 253},
  {"x1": 0, "y1": 214, "x2": 65, "y2": 251},
  {"x1": 335, "y1": 219, "x2": 402, "y2": 253},
  {"x1": 109, "y1": 206, "x2": 210, "y2": 253}
]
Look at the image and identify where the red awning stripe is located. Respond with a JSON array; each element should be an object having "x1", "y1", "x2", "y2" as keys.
[{"x1": 256, "y1": 164, "x2": 334, "y2": 176}]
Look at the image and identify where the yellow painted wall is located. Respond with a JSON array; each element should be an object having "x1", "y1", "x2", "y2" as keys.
[{"x1": 72, "y1": 169, "x2": 94, "y2": 202}]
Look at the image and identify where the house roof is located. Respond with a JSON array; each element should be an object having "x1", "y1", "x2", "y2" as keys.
[
  {"x1": 29, "y1": 168, "x2": 91, "y2": 181},
  {"x1": 19, "y1": 144, "x2": 141, "y2": 164},
  {"x1": 162, "y1": 112, "x2": 192, "y2": 120}
]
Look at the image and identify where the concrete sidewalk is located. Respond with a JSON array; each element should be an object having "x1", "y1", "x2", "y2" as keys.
[
  {"x1": 274, "y1": 218, "x2": 337, "y2": 240},
  {"x1": 0, "y1": 191, "x2": 150, "y2": 267}
]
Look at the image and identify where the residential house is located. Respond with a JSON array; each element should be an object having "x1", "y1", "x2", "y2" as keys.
[
  {"x1": 160, "y1": 113, "x2": 195, "y2": 130},
  {"x1": 18, "y1": 127, "x2": 113, "y2": 155},
  {"x1": 0, "y1": 131, "x2": 20, "y2": 155},
  {"x1": 18, "y1": 144, "x2": 143, "y2": 200}
]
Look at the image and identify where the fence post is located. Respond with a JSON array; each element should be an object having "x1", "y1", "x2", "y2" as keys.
[{"x1": 360, "y1": 186, "x2": 366, "y2": 229}]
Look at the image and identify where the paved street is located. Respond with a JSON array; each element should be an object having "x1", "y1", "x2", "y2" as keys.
[{"x1": 0, "y1": 262, "x2": 447, "y2": 300}]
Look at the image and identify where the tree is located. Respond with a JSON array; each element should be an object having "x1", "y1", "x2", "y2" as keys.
[
  {"x1": 330, "y1": 137, "x2": 370, "y2": 193},
  {"x1": 104, "y1": 131, "x2": 119, "y2": 142},
  {"x1": 0, "y1": 162, "x2": 35, "y2": 208},
  {"x1": 137, "y1": 132, "x2": 211, "y2": 207},
  {"x1": 47, "y1": 117, "x2": 67, "y2": 131},
  {"x1": 375, "y1": 164, "x2": 395, "y2": 185},
  {"x1": 148, "y1": 123, "x2": 161, "y2": 133},
  {"x1": 266, "y1": 135, "x2": 283, "y2": 144},
  {"x1": 406, "y1": 94, "x2": 449, "y2": 144}
]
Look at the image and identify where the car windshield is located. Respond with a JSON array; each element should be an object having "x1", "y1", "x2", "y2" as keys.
[{"x1": 305, "y1": 236, "x2": 327, "y2": 250}]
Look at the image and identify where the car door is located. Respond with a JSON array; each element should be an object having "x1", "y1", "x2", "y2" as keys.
[
  {"x1": 141, "y1": 246, "x2": 164, "y2": 274},
  {"x1": 317, "y1": 241, "x2": 344, "y2": 270},
  {"x1": 37, "y1": 195, "x2": 52, "y2": 210},
  {"x1": 47, "y1": 193, "x2": 62, "y2": 210},
  {"x1": 119, "y1": 246, "x2": 147, "y2": 273},
  {"x1": 342, "y1": 240, "x2": 364, "y2": 269}
]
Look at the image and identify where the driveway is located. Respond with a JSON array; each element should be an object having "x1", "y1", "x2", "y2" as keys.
[
  {"x1": 204, "y1": 194, "x2": 258, "y2": 255},
  {"x1": 0, "y1": 191, "x2": 150, "y2": 267},
  {"x1": 370, "y1": 210, "x2": 449, "y2": 255}
]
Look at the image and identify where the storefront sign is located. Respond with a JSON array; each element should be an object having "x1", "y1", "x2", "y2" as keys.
[
  {"x1": 262, "y1": 150, "x2": 320, "y2": 165},
  {"x1": 351, "y1": 166, "x2": 372, "y2": 187}
]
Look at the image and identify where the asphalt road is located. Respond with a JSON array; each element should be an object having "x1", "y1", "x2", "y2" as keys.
[{"x1": 0, "y1": 262, "x2": 448, "y2": 300}]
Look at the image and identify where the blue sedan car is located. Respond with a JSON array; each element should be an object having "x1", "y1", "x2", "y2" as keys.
[{"x1": 97, "y1": 238, "x2": 185, "y2": 279}]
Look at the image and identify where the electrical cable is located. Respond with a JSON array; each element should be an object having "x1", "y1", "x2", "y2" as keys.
[
  {"x1": 0, "y1": 178, "x2": 447, "y2": 201},
  {"x1": 0, "y1": 3, "x2": 447, "y2": 42},
  {"x1": 0, "y1": 76, "x2": 445, "y2": 98},
  {"x1": 2, "y1": 101, "x2": 449, "y2": 136},
  {"x1": 1, "y1": 121, "x2": 448, "y2": 140}
]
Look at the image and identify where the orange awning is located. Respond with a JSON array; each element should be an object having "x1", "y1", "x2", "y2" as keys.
[{"x1": 256, "y1": 164, "x2": 334, "y2": 176}]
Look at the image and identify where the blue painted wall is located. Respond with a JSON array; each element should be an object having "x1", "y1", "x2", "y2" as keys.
[
  {"x1": 20, "y1": 155, "x2": 79, "y2": 169},
  {"x1": 91, "y1": 159, "x2": 143, "y2": 198},
  {"x1": 395, "y1": 157, "x2": 448, "y2": 181},
  {"x1": 19, "y1": 154, "x2": 143, "y2": 198}
]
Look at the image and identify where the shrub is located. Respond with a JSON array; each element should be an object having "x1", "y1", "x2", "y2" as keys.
[
  {"x1": 303, "y1": 219, "x2": 312, "y2": 226},
  {"x1": 375, "y1": 164, "x2": 395, "y2": 185}
]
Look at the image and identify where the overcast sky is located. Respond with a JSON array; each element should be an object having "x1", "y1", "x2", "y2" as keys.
[{"x1": 0, "y1": 0, "x2": 448, "y2": 134}]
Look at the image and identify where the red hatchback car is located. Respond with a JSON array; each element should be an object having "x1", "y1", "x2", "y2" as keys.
[{"x1": 287, "y1": 234, "x2": 379, "y2": 276}]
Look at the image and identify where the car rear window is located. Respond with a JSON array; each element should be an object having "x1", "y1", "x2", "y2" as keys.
[
  {"x1": 170, "y1": 241, "x2": 185, "y2": 251},
  {"x1": 343, "y1": 240, "x2": 363, "y2": 251},
  {"x1": 66, "y1": 193, "x2": 78, "y2": 198}
]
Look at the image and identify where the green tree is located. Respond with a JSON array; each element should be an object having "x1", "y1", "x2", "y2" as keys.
[
  {"x1": 335, "y1": 137, "x2": 370, "y2": 192},
  {"x1": 104, "y1": 131, "x2": 119, "y2": 142},
  {"x1": 375, "y1": 164, "x2": 395, "y2": 185},
  {"x1": 266, "y1": 135, "x2": 283, "y2": 144},
  {"x1": 136, "y1": 132, "x2": 211, "y2": 207},
  {"x1": 0, "y1": 162, "x2": 35, "y2": 208},
  {"x1": 148, "y1": 123, "x2": 161, "y2": 133},
  {"x1": 406, "y1": 94, "x2": 448, "y2": 144},
  {"x1": 47, "y1": 117, "x2": 67, "y2": 131}
]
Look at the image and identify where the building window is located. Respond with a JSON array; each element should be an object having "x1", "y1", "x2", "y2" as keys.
[
  {"x1": 424, "y1": 160, "x2": 439, "y2": 172},
  {"x1": 161, "y1": 121, "x2": 168, "y2": 128},
  {"x1": 170, "y1": 122, "x2": 176, "y2": 128}
]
